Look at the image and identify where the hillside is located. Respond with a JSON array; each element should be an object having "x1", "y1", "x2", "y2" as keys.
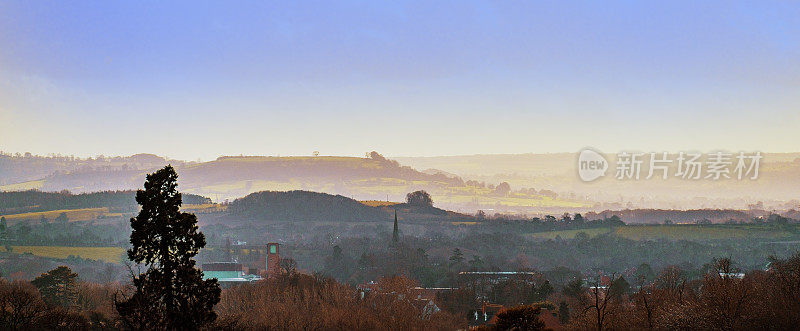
[
  {"x1": 0, "y1": 153, "x2": 183, "y2": 186},
  {"x1": 227, "y1": 190, "x2": 389, "y2": 222},
  {"x1": 227, "y1": 190, "x2": 475, "y2": 223},
  {"x1": 0, "y1": 190, "x2": 211, "y2": 215},
  {"x1": 0, "y1": 153, "x2": 588, "y2": 213}
]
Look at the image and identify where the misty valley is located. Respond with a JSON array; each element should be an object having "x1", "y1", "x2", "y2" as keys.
[
  {"x1": 1, "y1": 153, "x2": 799, "y2": 329},
  {"x1": 4, "y1": 2, "x2": 800, "y2": 329}
]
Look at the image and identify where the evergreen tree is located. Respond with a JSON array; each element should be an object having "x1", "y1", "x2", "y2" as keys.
[
  {"x1": 115, "y1": 165, "x2": 220, "y2": 330},
  {"x1": 0, "y1": 216, "x2": 6, "y2": 236},
  {"x1": 449, "y1": 248, "x2": 464, "y2": 266},
  {"x1": 31, "y1": 266, "x2": 78, "y2": 307},
  {"x1": 563, "y1": 278, "x2": 584, "y2": 298},
  {"x1": 558, "y1": 300, "x2": 570, "y2": 324},
  {"x1": 392, "y1": 209, "x2": 399, "y2": 243}
]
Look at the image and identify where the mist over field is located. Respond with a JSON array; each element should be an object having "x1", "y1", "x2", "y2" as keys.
[{"x1": 2, "y1": 151, "x2": 798, "y2": 215}]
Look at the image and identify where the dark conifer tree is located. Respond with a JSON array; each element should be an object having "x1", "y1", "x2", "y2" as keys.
[
  {"x1": 392, "y1": 209, "x2": 399, "y2": 243},
  {"x1": 31, "y1": 266, "x2": 78, "y2": 307},
  {"x1": 115, "y1": 165, "x2": 220, "y2": 330}
]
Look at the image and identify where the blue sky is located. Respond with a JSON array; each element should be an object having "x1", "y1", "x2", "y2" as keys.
[{"x1": 1, "y1": 1, "x2": 798, "y2": 160}]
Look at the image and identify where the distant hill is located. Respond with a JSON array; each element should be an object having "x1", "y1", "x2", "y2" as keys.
[
  {"x1": 228, "y1": 190, "x2": 475, "y2": 223},
  {"x1": 0, "y1": 152, "x2": 595, "y2": 213},
  {"x1": 0, "y1": 153, "x2": 182, "y2": 186},
  {"x1": 227, "y1": 190, "x2": 389, "y2": 222}
]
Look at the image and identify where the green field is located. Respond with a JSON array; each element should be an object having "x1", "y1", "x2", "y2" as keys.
[
  {"x1": 528, "y1": 224, "x2": 799, "y2": 241},
  {"x1": 0, "y1": 245, "x2": 125, "y2": 263}
]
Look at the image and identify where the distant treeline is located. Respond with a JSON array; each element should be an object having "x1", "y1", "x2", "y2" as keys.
[
  {"x1": 228, "y1": 190, "x2": 389, "y2": 222},
  {"x1": 0, "y1": 152, "x2": 178, "y2": 185},
  {"x1": 0, "y1": 190, "x2": 211, "y2": 214},
  {"x1": 585, "y1": 209, "x2": 757, "y2": 224}
]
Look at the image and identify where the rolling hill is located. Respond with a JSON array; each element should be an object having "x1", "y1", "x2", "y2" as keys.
[
  {"x1": 227, "y1": 190, "x2": 473, "y2": 223},
  {"x1": 0, "y1": 153, "x2": 588, "y2": 214}
]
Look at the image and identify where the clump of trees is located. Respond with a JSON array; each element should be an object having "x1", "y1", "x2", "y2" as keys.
[
  {"x1": 558, "y1": 254, "x2": 800, "y2": 330},
  {"x1": 0, "y1": 266, "x2": 122, "y2": 329},
  {"x1": 31, "y1": 266, "x2": 78, "y2": 307},
  {"x1": 406, "y1": 190, "x2": 433, "y2": 207},
  {"x1": 493, "y1": 305, "x2": 546, "y2": 330}
]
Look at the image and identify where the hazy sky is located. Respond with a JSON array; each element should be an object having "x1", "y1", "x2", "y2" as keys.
[{"x1": 1, "y1": 1, "x2": 799, "y2": 161}]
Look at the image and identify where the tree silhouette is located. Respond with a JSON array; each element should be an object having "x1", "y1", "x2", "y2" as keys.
[
  {"x1": 449, "y1": 248, "x2": 464, "y2": 266},
  {"x1": 115, "y1": 165, "x2": 220, "y2": 329},
  {"x1": 0, "y1": 216, "x2": 6, "y2": 240},
  {"x1": 494, "y1": 305, "x2": 546, "y2": 330},
  {"x1": 31, "y1": 266, "x2": 78, "y2": 307},
  {"x1": 406, "y1": 190, "x2": 433, "y2": 207}
]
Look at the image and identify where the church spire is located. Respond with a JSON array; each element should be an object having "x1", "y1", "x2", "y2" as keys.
[{"x1": 392, "y1": 208, "x2": 399, "y2": 243}]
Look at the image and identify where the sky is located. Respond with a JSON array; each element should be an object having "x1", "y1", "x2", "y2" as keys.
[{"x1": 1, "y1": 1, "x2": 799, "y2": 161}]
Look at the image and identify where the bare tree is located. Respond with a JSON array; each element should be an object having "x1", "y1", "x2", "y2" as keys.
[{"x1": 0, "y1": 280, "x2": 47, "y2": 330}]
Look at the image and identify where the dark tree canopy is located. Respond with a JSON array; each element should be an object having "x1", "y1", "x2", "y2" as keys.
[
  {"x1": 494, "y1": 305, "x2": 546, "y2": 331},
  {"x1": 0, "y1": 190, "x2": 210, "y2": 215},
  {"x1": 115, "y1": 165, "x2": 220, "y2": 330},
  {"x1": 31, "y1": 266, "x2": 78, "y2": 307},
  {"x1": 406, "y1": 190, "x2": 433, "y2": 207},
  {"x1": 228, "y1": 190, "x2": 388, "y2": 222},
  {"x1": 494, "y1": 182, "x2": 512, "y2": 196}
]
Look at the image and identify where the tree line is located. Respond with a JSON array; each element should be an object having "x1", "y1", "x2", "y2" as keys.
[{"x1": 0, "y1": 190, "x2": 211, "y2": 214}]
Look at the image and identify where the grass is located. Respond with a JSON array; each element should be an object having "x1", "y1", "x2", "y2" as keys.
[
  {"x1": 0, "y1": 245, "x2": 125, "y2": 263},
  {"x1": 1, "y1": 208, "x2": 111, "y2": 223}
]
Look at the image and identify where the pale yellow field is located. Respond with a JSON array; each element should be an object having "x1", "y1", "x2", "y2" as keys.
[
  {"x1": 359, "y1": 200, "x2": 401, "y2": 207},
  {"x1": 0, "y1": 179, "x2": 45, "y2": 191},
  {"x1": 0, "y1": 245, "x2": 125, "y2": 263},
  {"x1": 182, "y1": 203, "x2": 227, "y2": 213}
]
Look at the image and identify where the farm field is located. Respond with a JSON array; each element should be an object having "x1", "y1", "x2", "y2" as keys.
[
  {"x1": 0, "y1": 245, "x2": 125, "y2": 263},
  {"x1": 359, "y1": 200, "x2": 401, "y2": 207},
  {"x1": 0, "y1": 179, "x2": 45, "y2": 191},
  {"x1": 182, "y1": 203, "x2": 227, "y2": 213},
  {"x1": 528, "y1": 224, "x2": 799, "y2": 241}
]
